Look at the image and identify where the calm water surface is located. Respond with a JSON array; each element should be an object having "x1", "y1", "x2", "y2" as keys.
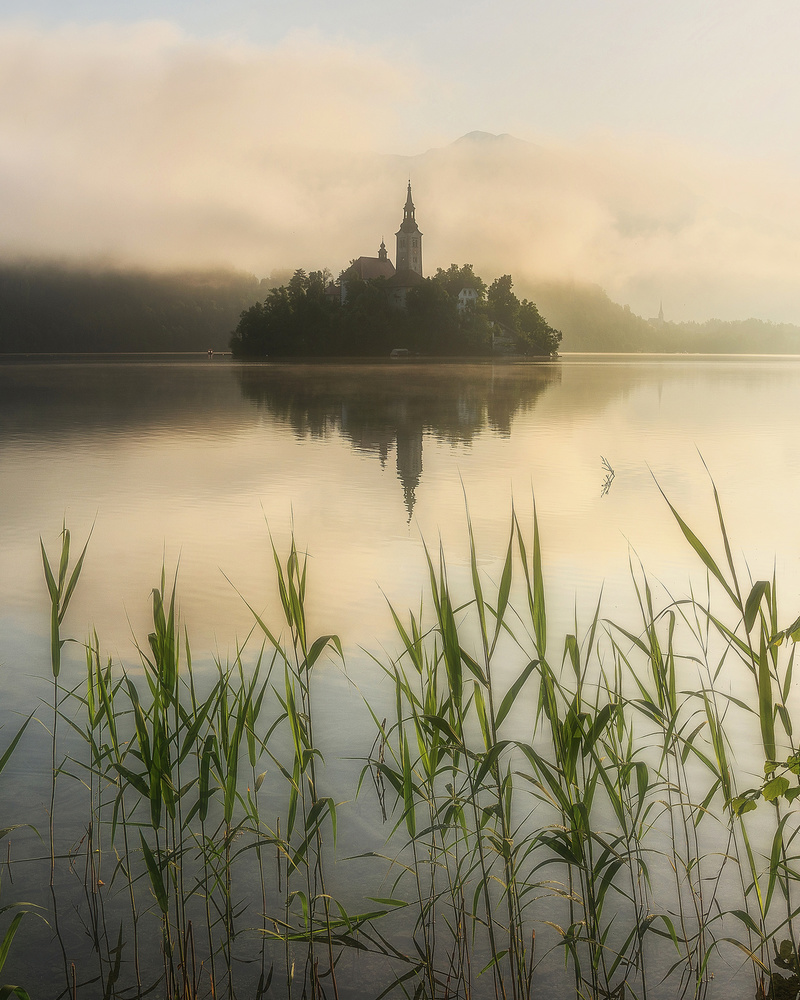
[
  {"x1": 2, "y1": 353, "x2": 800, "y2": 997},
  {"x1": 3, "y1": 355, "x2": 799, "y2": 670}
]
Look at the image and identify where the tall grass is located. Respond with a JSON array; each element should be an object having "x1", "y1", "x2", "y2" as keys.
[{"x1": 3, "y1": 486, "x2": 800, "y2": 998}]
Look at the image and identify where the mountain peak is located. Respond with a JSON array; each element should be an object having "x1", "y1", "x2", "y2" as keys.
[{"x1": 453, "y1": 131, "x2": 520, "y2": 145}]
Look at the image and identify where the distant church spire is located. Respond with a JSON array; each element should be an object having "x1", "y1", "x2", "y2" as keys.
[
  {"x1": 658, "y1": 301, "x2": 664, "y2": 324},
  {"x1": 378, "y1": 238, "x2": 388, "y2": 261},
  {"x1": 403, "y1": 182, "x2": 415, "y2": 223},
  {"x1": 396, "y1": 181, "x2": 423, "y2": 276}
]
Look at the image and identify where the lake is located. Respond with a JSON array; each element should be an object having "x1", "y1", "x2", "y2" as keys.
[{"x1": 1, "y1": 353, "x2": 800, "y2": 999}]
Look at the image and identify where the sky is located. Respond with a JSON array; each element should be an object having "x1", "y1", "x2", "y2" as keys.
[{"x1": 2, "y1": 1, "x2": 800, "y2": 322}]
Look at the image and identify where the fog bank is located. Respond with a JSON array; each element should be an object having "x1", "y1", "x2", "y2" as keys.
[{"x1": 2, "y1": 22, "x2": 800, "y2": 323}]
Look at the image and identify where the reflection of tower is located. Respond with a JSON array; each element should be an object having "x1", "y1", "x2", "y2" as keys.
[
  {"x1": 395, "y1": 423, "x2": 423, "y2": 519},
  {"x1": 395, "y1": 182, "x2": 423, "y2": 276}
]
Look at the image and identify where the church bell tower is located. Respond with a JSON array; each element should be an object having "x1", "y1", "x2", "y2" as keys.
[{"x1": 395, "y1": 182, "x2": 423, "y2": 276}]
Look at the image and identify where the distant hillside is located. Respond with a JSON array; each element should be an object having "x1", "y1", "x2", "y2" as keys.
[
  {"x1": 525, "y1": 280, "x2": 800, "y2": 354},
  {"x1": 649, "y1": 317, "x2": 800, "y2": 354},
  {"x1": 1, "y1": 261, "x2": 798, "y2": 355},
  {"x1": 524, "y1": 281, "x2": 656, "y2": 352},
  {"x1": 0, "y1": 263, "x2": 270, "y2": 353}
]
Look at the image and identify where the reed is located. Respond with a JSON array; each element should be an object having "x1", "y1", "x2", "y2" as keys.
[
  {"x1": 0, "y1": 711, "x2": 35, "y2": 1000},
  {"x1": 1, "y1": 483, "x2": 800, "y2": 998}
]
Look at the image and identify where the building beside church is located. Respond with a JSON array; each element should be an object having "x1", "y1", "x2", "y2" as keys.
[{"x1": 339, "y1": 182, "x2": 425, "y2": 305}]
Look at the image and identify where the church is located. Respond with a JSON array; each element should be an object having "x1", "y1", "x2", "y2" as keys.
[{"x1": 338, "y1": 182, "x2": 425, "y2": 308}]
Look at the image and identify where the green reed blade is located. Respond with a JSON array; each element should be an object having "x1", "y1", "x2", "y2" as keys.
[
  {"x1": 287, "y1": 757, "x2": 300, "y2": 837},
  {"x1": 420, "y1": 713, "x2": 462, "y2": 747},
  {"x1": 473, "y1": 681, "x2": 490, "y2": 750},
  {"x1": 582, "y1": 702, "x2": 618, "y2": 755},
  {"x1": 56, "y1": 526, "x2": 70, "y2": 594},
  {"x1": 531, "y1": 500, "x2": 547, "y2": 656},
  {"x1": 764, "y1": 813, "x2": 792, "y2": 917},
  {"x1": 0, "y1": 714, "x2": 33, "y2": 776},
  {"x1": 304, "y1": 633, "x2": 343, "y2": 671},
  {"x1": 474, "y1": 741, "x2": 511, "y2": 787},
  {"x1": 0, "y1": 986, "x2": 31, "y2": 999},
  {"x1": 224, "y1": 720, "x2": 244, "y2": 825},
  {"x1": 199, "y1": 734, "x2": 214, "y2": 822},
  {"x1": 479, "y1": 949, "x2": 509, "y2": 976},
  {"x1": 657, "y1": 483, "x2": 737, "y2": 605},
  {"x1": 434, "y1": 555, "x2": 464, "y2": 709},
  {"x1": 48, "y1": 606, "x2": 61, "y2": 679},
  {"x1": 701, "y1": 692, "x2": 731, "y2": 803},
  {"x1": 704, "y1": 460, "x2": 741, "y2": 590},
  {"x1": 40, "y1": 540, "x2": 58, "y2": 604},
  {"x1": 745, "y1": 581, "x2": 771, "y2": 634},
  {"x1": 758, "y1": 631, "x2": 776, "y2": 759},
  {"x1": 781, "y1": 649, "x2": 796, "y2": 707},
  {"x1": 563, "y1": 633, "x2": 580, "y2": 681},
  {"x1": 495, "y1": 659, "x2": 539, "y2": 730},
  {"x1": 0, "y1": 912, "x2": 24, "y2": 976},
  {"x1": 178, "y1": 690, "x2": 216, "y2": 765},
  {"x1": 412, "y1": 713, "x2": 432, "y2": 778},
  {"x1": 60, "y1": 533, "x2": 91, "y2": 625},
  {"x1": 491, "y1": 517, "x2": 515, "y2": 657},
  {"x1": 139, "y1": 833, "x2": 169, "y2": 914},
  {"x1": 112, "y1": 762, "x2": 150, "y2": 799},
  {"x1": 386, "y1": 601, "x2": 423, "y2": 674},
  {"x1": 284, "y1": 672, "x2": 305, "y2": 764},
  {"x1": 401, "y1": 735, "x2": 416, "y2": 838}
]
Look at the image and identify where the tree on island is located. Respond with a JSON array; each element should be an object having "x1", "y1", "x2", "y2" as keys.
[
  {"x1": 229, "y1": 264, "x2": 561, "y2": 358},
  {"x1": 431, "y1": 263, "x2": 487, "y2": 301}
]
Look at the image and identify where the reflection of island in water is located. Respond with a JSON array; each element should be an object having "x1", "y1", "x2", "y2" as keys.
[{"x1": 235, "y1": 361, "x2": 562, "y2": 517}]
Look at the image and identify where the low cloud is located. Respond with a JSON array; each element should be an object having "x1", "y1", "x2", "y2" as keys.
[
  {"x1": 421, "y1": 134, "x2": 800, "y2": 322},
  {"x1": 2, "y1": 21, "x2": 800, "y2": 322},
  {"x1": 0, "y1": 21, "x2": 413, "y2": 269}
]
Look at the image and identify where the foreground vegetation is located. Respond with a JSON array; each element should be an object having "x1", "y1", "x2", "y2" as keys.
[
  {"x1": 3, "y1": 488, "x2": 800, "y2": 999},
  {"x1": 230, "y1": 265, "x2": 562, "y2": 358}
]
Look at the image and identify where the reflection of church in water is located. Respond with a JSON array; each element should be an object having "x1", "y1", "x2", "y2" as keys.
[
  {"x1": 340, "y1": 399, "x2": 423, "y2": 519},
  {"x1": 396, "y1": 425, "x2": 423, "y2": 518},
  {"x1": 337, "y1": 182, "x2": 427, "y2": 517},
  {"x1": 235, "y1": 363, "x2": 560, "y2": 519}
]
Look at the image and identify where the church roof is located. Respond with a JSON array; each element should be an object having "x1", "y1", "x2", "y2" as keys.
[
  {"x1": 385, "y1": 268, "x2": 425, "y2": 289},
  {"x1": 342, "y1": 257, "x2": 396, "y2": 281}
]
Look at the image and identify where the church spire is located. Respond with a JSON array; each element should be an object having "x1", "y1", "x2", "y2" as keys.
[
  {"x1": 396, "y1": 181, "x2": 423, "y2": 275},
  {"x1": 403, "y1": 181, "x2": 415, "y2": 224}
]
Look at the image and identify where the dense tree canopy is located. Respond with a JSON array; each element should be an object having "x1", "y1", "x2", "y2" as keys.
[
  {"x1": 0, "y1": 263, "x2": 268, "y2": 353},
  {"x1": 230, "y1": 264, "x2": 562, "y2": 358},
  {"x1": 431, "y1": 263, "x2": 487, "y2": 301}
]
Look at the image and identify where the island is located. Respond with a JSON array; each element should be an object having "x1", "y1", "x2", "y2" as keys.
[{"x1": 229, "y1": 184, "x2": 562, "y2": 359}]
